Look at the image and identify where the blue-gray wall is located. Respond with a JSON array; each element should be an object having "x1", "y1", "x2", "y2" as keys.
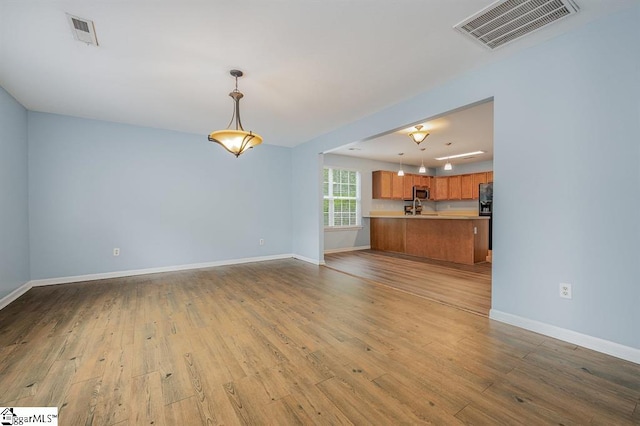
[
  {"x1": 28, "y1": 113, "x2": 292, "y2": 279},
  {"x1": 0, "y1": 4, "x2": 638, "y2": 355},
  {"x1": 323, "y1": 154, "x2": 420, "y2": 252},
  {"x1": 0, "y1": 87, "x2": 30, "y2": 299},
  {"x1": 292, "y1": 5, "x2": 640, "y2": 349}
]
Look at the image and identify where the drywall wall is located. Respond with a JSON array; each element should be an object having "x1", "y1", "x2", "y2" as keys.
[
  {"x1": 0, "y1": 87, "x2": 30, "y2": 299},
  {"x1": 28, "y1": 113, "x2": 293, "y2": 279},
  {"x1": 323, "y1": 153, "x2": 427, "y2": 252},
  {"x1": 293, "y1": 5, "x2": 640, "y2": 350}
]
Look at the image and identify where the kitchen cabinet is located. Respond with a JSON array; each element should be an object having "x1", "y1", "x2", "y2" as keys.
[
  {"x1": 372, "y1": 171, "x2": 393, "y2": 199},
  {"x1": 373, "y1": 169, "x2": 491, "y2": 201},
  {"x1": 448, "y1": 175, "x2": 462, "y2": 200},
  {"x1": 433, "y1": 177, "x2": 449, "y2": 200},
  {"x1": 472, "y1": 172, "x2": 487, "y2": 199},
  {"x1": 372, "y1": 171, "x2": 433, "y2": 200},
  {"x1": 417, "y1": 175, "x2": 431, "y2": 189},
  {"x1": 370, "y1": 218, "x2": 406, "y2": 252},
  {"x1": 403, "y1": 175, "x2": 415, "y2": 200},
  {"x1": 391, "y1": 173, "x2": 404, "y2": 199},
  {"x1": 370, "y1": 216, "x2": 489, "y2": 265},
  {"x1": 461, "y1": 174, "x2": 474, "y2": 199}
]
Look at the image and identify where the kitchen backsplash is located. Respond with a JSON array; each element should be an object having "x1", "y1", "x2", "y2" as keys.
[{"x1": 368, "y1": 199, "x2": 478, "y2": 215}]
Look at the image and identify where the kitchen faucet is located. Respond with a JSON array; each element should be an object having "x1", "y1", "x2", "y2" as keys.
[{"x1": 412, "y1": 197, "x2": 422, "y2": 215}]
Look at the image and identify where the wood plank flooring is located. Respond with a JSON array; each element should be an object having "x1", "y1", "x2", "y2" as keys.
[
  {"x1": 325, "y1": 250, "x2": 492, "y2": 316},
  {"x1": 0, "y1": 258, "x2": 638, "y2": 425}
]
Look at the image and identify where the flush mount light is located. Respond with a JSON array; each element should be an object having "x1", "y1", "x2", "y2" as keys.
[
  {"x1": 397, "y1": 153, "x2": 405, "y2": 176},
  {"x1": 408, "y1": 125, "x2": 430, "y2": 145},
  {"x1": 434, "y1": 150, "x2": 485, "y2": 161},
  {"x1": 419, "y1": 148, "x2": 427, "y2": 174},
  {"x1": 208, "y1": 70, "x2": 263, "y2": 157}
]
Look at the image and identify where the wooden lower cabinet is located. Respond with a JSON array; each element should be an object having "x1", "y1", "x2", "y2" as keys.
[
  {"x1": 370, "y1": 217, "x2": 488, "y2": 265},
  {"x1": 370, "y1": 218, "x2": 406, "y2": 253}
]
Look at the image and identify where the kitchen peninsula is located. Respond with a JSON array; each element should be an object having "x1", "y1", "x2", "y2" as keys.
[{"x1": 368, "y1": 214, "x2": 489, "y2": 265}]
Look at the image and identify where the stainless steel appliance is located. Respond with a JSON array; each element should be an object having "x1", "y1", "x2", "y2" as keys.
[
  {"x1": 412, "y1": 186, "x2": 429, "y2": 201},
  {"x1": 479, "y1": 182, "x2": 493, "y2": 249},
  {"x1": 479, "y1": 183, "x2": 492, "y2": 216}
]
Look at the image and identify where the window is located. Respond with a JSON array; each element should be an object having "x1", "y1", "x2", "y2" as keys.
[{"x1": 323, "y1": 168, "x2": 361, "y2": 227}]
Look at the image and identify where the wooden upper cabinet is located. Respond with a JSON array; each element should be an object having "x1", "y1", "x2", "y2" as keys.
[
  {"x1": 460, "y1": 174, "x2": 474, "y2": 200},
  {"x1": 418, "y1": 175, "x2": 431, "y2": 189},
  {"x1": 391, "y1": 173, "x2": 403, "y2": 199},
  {"x1": 373, "y1": 170, "x2": 491, "y2": 200},
  {"x1": 472, "y1": 172, "x2": 487, "y2": 199},
  {"x1": 433, "y1": 177, "x2": 449, "y2": 200},
  {"x1": 403, "y1": 175, "x2": 415, "y2": 200},
  {"x1": 448, "y1": 175, "x2": 462, "y2": 200},
  {"x1": 372, "y1": 171, "x2": 393, "y2": 199}
]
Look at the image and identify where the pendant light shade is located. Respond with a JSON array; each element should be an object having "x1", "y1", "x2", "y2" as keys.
[
  {"x1": 419, "y1": 148, "x2": 427, "y2": 174},
  {"x1": 409, "y1": 125, "x2": 430, "y2": 145},
  {"x1": 208, "y1": 70, "x2": 263, "y2": 157},
  {"x1": 397, "y1": 153, "x2": 405, "y2": 176},
  {"x1": 444, "y1": 158, "x2": 453, "y2": 171}
]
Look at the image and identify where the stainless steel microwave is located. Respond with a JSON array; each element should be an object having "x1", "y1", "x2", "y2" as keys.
[{"x1": 413, "y1": 186, "x2": 429, "y2": 200}]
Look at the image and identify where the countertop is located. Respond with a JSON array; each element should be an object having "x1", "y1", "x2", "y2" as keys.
[{"x1": 365, "y1": 214, "x2": 489, "y2": 220}]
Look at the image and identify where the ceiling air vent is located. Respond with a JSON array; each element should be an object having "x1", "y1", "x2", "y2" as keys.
[
  {"x1": 454, "y1": 0, "x2": 579, "y2": 50},
  {"x1": 66, "y1": 13, "x2": 99, "y2": 46}
]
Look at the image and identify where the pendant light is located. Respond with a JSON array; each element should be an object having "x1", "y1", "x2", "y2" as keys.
[
  {"x1": 397, "y1": 153, "x2": 405, "y2": 176},
  {"x1": 208, "y1": 70, "x2": 263, "y2": 157},
  {"x1": 419, "y1": 148, "x2": 427, "y2": 174},
  {"x1": 444, "y1": 157, "x2": 453, "y2": 171},
  {"x1": 408, "y1": 125, "x2": 430, "y2": 145}
]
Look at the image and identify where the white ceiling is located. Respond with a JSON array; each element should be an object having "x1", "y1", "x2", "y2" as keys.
[
  {"x1": 0, "y1": 1, "x2": 634, "y2": 148},
  {"x1": 329, "y1": 100, "x2": 494, "y2": 168}
]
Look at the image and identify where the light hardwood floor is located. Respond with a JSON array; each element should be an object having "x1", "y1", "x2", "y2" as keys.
[
  {"x1": 0, "y1": 259, "x2": 638, "y2": 424},
  {"x1": 325, "y1": 250, "x2": 492, "y2": 316}
]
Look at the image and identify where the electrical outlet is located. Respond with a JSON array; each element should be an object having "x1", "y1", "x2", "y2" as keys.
[
  {"x1": 259, "y1": 239, "x2": 265, "y2": 246},
  {"x1": 559, "y1": 283, "x2": 572, "y2": 299},
  {"x1": 113, "y1": 248, "x2": 120, "y2": 257}
]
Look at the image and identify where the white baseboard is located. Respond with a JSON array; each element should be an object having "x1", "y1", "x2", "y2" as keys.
[
  {"x1": 323, "y1": 245, "x2": 371, "y2": 254},
  {"x1": 0, "y1": 281, "x2": 33, "y2": 310},
  {"x1": 292, "y1": 254, "x2": 325, "y2": 266},
  {"x1": 28, "y1": 253, "x2": 294, "y2": 287},
  {"x1": 490, "y1": 309, "x2": 640, "y2": 365}
]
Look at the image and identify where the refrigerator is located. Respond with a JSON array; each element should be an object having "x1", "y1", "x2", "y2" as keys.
[{"x1": 479, "y1": 183, "x2": 493, "y2": 250}]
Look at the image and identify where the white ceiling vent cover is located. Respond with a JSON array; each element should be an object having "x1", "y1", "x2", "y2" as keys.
[
  {"x1": 454, "y1": 0, "x2": 579, "y2": 50},
  {"x1": 66, "y1": 13, "x2": 99, "y2": 46}
]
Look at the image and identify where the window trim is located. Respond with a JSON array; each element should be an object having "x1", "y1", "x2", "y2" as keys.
[{"x1": 323, "y1": 167, "x2": 361, "y2": 229}]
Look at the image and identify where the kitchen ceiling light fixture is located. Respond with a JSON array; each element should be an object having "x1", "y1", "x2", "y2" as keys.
[
  {"x1": 397, "y1": 153, "x2": 405, "y2": 177},
  {"x1": 408, "y1": 125, "x2": 430, "y2": 145},
  {"x1": 444, "y1": 157, "x2": 453, "y2": 171},
  {"x1": 434, "y1": 150, "x2": 484, "y2": 161},
  {"x1": 419, "y1": 148, "x2": 427, "y2": 174},
  {"x1": 208, "y1": 69, "x2": 263, "y2": 157}
]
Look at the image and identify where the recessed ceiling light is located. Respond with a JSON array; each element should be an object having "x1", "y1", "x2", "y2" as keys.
[
  {"x1": 348, "y1": 147, "x2": 361, "y2": 151},
  {"x1": 435, "y1": 151, "x2": 485, "y2": 161}
]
